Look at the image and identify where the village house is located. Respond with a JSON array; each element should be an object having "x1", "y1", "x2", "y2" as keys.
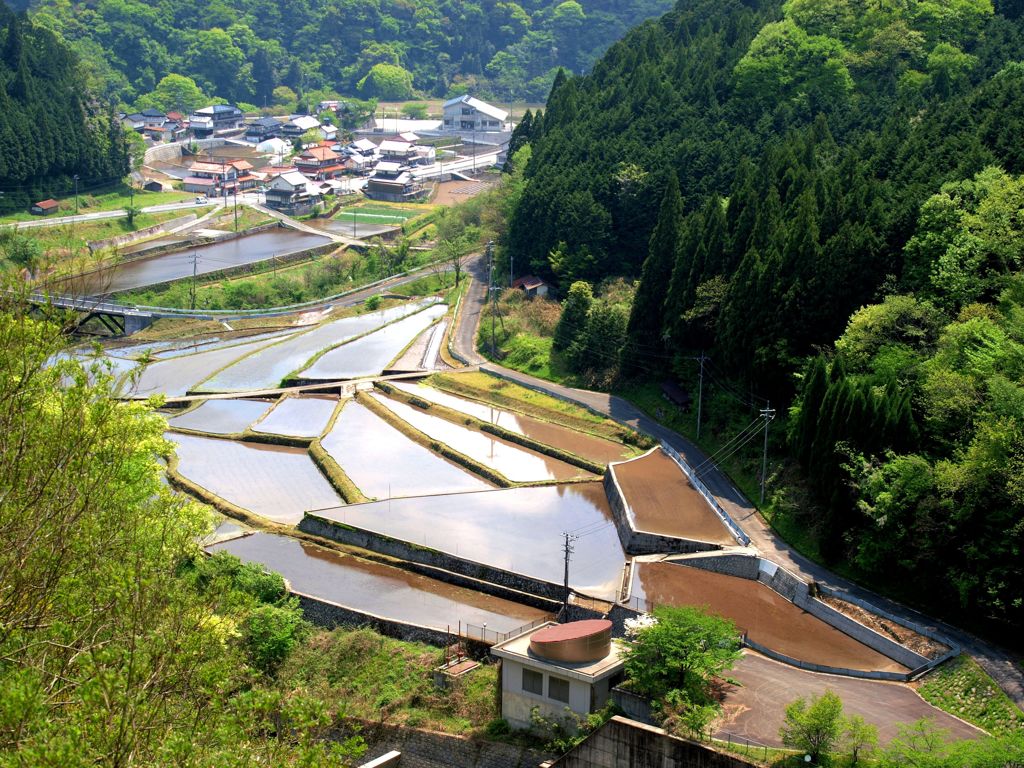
[
  {"x1": 181, "y1": 160, "x2": 239, "y2": 195},
  {"x1": 245, "y1": 116, "x2": 284, "y2": 142},
  {"x1": 121, "y1": 108, "x2": 168, "y2": 133},
  {"x1": 30, "y1": 199, "x2": 60, "y2": 216},
  {"x1": 281, "y1": 115, "x2": 321, "y2": 141},
  {"x1": 363, "y1": 162, "x2": 426, "y2": 202},
  {"x1": 442, "y1": 95, "x2": 510, "y2": 132},
  {"x1": 512, "y1": 275, "x2": 551, "y2": 298},
  {"x1": 264, "y1": 170, "x2": 320, "y2": 216},
  {"x1": 378, "y1": 139, "x2": 418, "y2": 165},
  {"x1": 143, "y1": 120, "x2": 186, "y2": 143},
  {"x1": 294, "y1": 146, "x2": 347, "y2": 181},
  {"x1": 490, "y1": 620, "x2": 624, "y2": 732},
  {"x1": 224, "y1": 160, "x2": 259, "y2": 192},
  {"x1": 189, "y1": 104, "x2": 245, "y2": 138}
]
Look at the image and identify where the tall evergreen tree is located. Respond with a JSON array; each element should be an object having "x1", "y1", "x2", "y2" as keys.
[{"x1": 622, "y1": 173, "x2": 683, "y2": 375}]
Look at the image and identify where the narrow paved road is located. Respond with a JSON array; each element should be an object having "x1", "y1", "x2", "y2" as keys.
[
  {"x1": 719, "y1": 653, "x2": 983, "y2": 748},
  {"x1": 450, "y1": 255, "x2": 1024, "y2": 711}
]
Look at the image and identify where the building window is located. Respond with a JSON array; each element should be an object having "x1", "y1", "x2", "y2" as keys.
[
  {"x1": 462, "y1": 107, "x2": 474, "y2": 115},
  {"x1": 522, "y1": 668, "x2": 543, "y2": 696},
  {"x1": 548, "y1": 676, "x2": 570, "y2": 703}
]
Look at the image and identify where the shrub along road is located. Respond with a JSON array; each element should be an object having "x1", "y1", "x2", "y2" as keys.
[{"x1": 451, "y1": 254, "x2": 1024, "y2": 713}]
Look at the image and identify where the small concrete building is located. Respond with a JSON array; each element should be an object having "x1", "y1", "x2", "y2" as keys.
[{"x1": 491, "y1": 620, "x2": 624, "y2": 732}]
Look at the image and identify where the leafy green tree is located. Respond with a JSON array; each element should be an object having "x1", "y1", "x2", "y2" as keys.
[
  {"x1": 358, "y1": 63, "x2": 415, "y2": 100},
  {"x1": 553, "y1": 279, "x2": 592, "y2": 352},
  {"x1": 621, "y1": 605, "x2": 741, "y2": 706},
  {"x1": 136, "y1": 73, "x2": 210, "y2": 114},
  {"x1": 779, "y1": 690, "x2": 845, "y2": 762},
  {"x1": 844, "y1": 714, "x2": 879, "y2": 765}
]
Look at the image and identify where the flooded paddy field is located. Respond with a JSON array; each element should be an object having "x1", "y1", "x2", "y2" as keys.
[
  {"x1": 391, "y1": 381, "x2": 632, "y2": 464},
  {"x1": 612, "y1": 448, "x2": 736, "y2": 545},
  {"x1": 124, "y1": 336, "x2": 280, "y2": 397},
  {"x1": 252, "y1": 395, "x2": 338, "y2": 438},
  {"x1": 170, "y1": 433, "x2": 342, "y2": 524},
  {"x1": 367, "y1": 392, "x2": 593, "y2": 483},
  {"x1": 630, "y1": 561, "x2": 908, "y2": 673},
  {"x1": 209, "y1": 532, "x2": 550, "y2": 634},
  {"x1": 196, "y1": 301, "x2": 434, "y2": 392},
  {"x1": 98, "y1": 229, "x2": 332, "y2": 293},
  {"x1": 299, "y1": 304, "x2": 447, "y2": 380},
  {"x1": 322, "y1": 400, "x2": 492, "y2": 498},
  {"x1": 167, "y1": 398, "x2": 272, "y2": 435},
  {"x1": 310, "y1": 484, "x2": 626, "y2": 601}
]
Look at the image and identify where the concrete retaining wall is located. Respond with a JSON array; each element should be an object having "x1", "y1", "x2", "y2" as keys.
[
  {"x1": 553, "y1": 716, "x2": 759, "y2": 768},
  {"x1": 742, "y1": 637, "x2": 912, "y2": 682},
  {"x1": 339, "y1": 720, "x2": 552, "y2": 768},
  {"x1": 660, "y1": 442, "x2": 750, "y2": 546},
  {"x1": 300, "y1": 513, "x2": 568, "y2": 602},
  {"x1": 603, "y1": 471, "x2": 723, "y2": 557},
  {"x1": 669, "y1": 552, "x2": 761, "y2": 581},
  {"x1": 611, "y1": 689, "x2": 656, "y2": 726},
  {"x1": 144, "y1": 138, "x2": 226, "y2": 164},
  {"x1": 296, "y1": 592, "x2": 454, "y2": 648},
  {"x1": 88, "y1": 214, "x2": 197, "y2": 253}
]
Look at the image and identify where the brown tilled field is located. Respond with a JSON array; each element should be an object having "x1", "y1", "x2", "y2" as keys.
[
  {"x1": 632, "y1": 561, "x2": 909, "y2": 674},
  {"x1": 611, "y1": 448, "x2": 737, "y2": 545}
]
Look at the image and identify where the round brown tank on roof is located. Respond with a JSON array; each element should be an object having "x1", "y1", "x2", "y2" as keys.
[{"x1": 529, "y1": 620, "x2": 612, "y2": 663}]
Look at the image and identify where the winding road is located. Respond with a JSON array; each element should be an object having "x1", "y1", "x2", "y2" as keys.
[{"x1": 449, "y1": 254, "x2": 1024, "y2": 720}]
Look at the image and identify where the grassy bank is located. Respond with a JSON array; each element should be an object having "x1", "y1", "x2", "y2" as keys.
[
  {"x1": 0, "y1": 186, "x2": 194, "y2": 223},
  {"x1": 917, "y1": 655, "x2": 1024, "y2": 736}
]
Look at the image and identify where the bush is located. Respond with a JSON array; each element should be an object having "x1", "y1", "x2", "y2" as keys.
[
  {"x1": 365, "y1": 295, "x2": 381, "y2": 310},
  {"x1": 243, "y1": 601, "x2": 306, "y2": 674},
  {"x1": 485, "y1": 718, "x2": 511, "y2": 736}
]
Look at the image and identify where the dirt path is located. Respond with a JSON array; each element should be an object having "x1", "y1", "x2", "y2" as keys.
[{"x1": 449, "y1": 255, "x2": 1024, "y2": 712}]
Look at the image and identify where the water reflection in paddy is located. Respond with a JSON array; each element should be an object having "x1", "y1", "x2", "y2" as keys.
[
  {"x1": 126, "y1": 336, "x2": 280, "y2": 397},
  {"x1": 311, "y1": 484, "x2": 625, "y2": 601},
  {"x1": 197, "y1": 301, "x2": 434, "y2": 392},
  {"x1": 253, "y1": 395, "x2": 338, "y2": 438},
  {"x1": 367, "y1": 393, "x2": 591, "y2": 483},
  {"x1": 170, "y1": 433, "x2": 342, "y2": 524},
  {"x1": 322, "y1": 401, "x2": 491, "y2": 498},
  {"x1": 167, "y1": 399, "x2": 272, "y2": 435},
  {"x1": 391, "y1": 381, "x2": 631, "y2": 464},
  {"x1": 300, "y1": 304, "x2": 447, "y2": 379},
  {"x1": 209, "y1": 533, "x2": 550, "y2": 633},
  {"x1": 99, "y1": 230, "x2": 331, "y2": 293}
]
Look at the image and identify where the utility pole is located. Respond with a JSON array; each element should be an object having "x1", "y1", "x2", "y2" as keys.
[
  {"x1": 189, "y1": 252, "x2": 199, "y2": 310},
  {"x1": 487, "y1": 240, "x2": 496, "y2": 356},
  {"x1": 73, "y1": 174, "x2": 79, "y2": 216},
  {"x1": 759, "y1": 401, "x2": 776, "y2": 505},
  {"x1": 562, "y1": 532, "x2": 577, "y2": 614},
  {"x1": 696, "y1": 352, "x2": 707, "y2": 440}
]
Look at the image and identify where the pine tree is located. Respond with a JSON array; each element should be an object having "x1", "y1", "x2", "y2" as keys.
[
  {"x1": 792, "y1": 356, "x2": 828, "y2": 467},
  {"x1": 553, "y1": 280, "x2": 593, "y2": 352}
]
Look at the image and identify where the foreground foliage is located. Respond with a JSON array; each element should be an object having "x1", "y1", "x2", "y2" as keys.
[{"x1": 0, "y1": 299, "x2": 365, "y2": 765}]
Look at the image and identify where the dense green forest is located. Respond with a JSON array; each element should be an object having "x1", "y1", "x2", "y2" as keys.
[
  {"x1": 505, "y1": 0, "x2": 1024, "y2": 634},
  {"x1": 0, "y1": 2, "x2": 129, "y2": 213},
  {"x1": 12, "y1": 0, "x2": 674, "y2": 107}
]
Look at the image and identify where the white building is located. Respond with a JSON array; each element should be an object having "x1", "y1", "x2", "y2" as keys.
[
  {"x1": 490, "y1": 620, "x2": 624, "y2": 732},
  {"x1": 443, "y1": 95, "x2": 510, "y2": 132}
]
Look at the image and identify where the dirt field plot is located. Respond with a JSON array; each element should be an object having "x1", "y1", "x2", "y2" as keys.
[
  {"x1": 611, "y1": 449, "x2": 736, "y2": 545},
  {"x1": 631, "y1": 561, "x2": 908, "y2": 673}
]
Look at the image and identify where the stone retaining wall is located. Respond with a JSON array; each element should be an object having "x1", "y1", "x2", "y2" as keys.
[
  {"x1": 88, "y1": 214, "x2": 197, "y2": 253},
  {"x1": 296, "y1": 592, "x2": 453, "y2": 648},
  {"x1": 299, "y1": 513, "x2": 567, "y2": 602},
  {"x1": 338, "y1": 721, "x2": 552, "y2": 768}
]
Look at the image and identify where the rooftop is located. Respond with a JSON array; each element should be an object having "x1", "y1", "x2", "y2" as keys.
[
  {"x1": 491, "y1": 622, "x2": 625, "y2": 683},
  {"x1": 443, "y1": 94, "x2": 509, "y2": 122}
]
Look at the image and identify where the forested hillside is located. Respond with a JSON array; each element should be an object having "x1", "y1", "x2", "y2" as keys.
[
  {"x1": 15, "y1": 0, "x2": 674, "y2": 107},
  {"x1": 0, "y1": 2, "x2": 129, "y2": 213},
  {"x1": 506, "y1": 0, "x2": 1024, "y2": 634}
]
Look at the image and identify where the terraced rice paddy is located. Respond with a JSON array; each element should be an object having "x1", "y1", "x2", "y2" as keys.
[
  {"x1": 167, "y1": 398, "x2": 272, "y2": 435},
  {"x1": 322, "y1": 400, "x2": 492, "y2": 499},
  {"x1": 310, "y1": 484, "x2": 626, "y2": 601},
  {"x1": 299, "y1": 304, "x2": 447, "y2": 380},
  {"x1": 367, "y1": 392, "x2": 592, "y2": 483},
  {"x1": 252, "y1": 395, "x2": 338, "y2": 438},
  {"x1": 209, "y1": 533, "x2": 549, "y2": 634},
  {"x1": 630, "y1": 561, "x2": 908, "y2": 673},
  {"x1": 125, "y1": 336, "x2": 278, "y2": 397},
  {"x1": 611, "y1": 448, "x2": 736, "y2": 545},
  {"x1": 170, "y1": 433, "x2": 342, "y2": 524},
  {"x1": 391, "y1": 381, "x2": 632, "y2": 464},
  {"x1": 196, "y1": 302, "x2": 435, "y2": 392},
  {"x1": 98, "y1": 229, "x2": 331, "y2": 293}
]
